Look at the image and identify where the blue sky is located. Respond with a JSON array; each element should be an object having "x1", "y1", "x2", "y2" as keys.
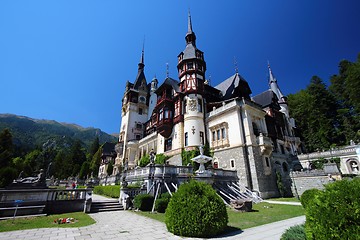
[{"x1": 1, "y1": 1, "x2": 359, "y2": 134}]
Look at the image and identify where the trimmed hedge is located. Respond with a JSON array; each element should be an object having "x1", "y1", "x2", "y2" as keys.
[
  {"x1": 165, "y1": 180, "x2": 228, "y2": 238},
  {"x1": 93, "y1": 185, "x2": 121, "y2": 198},
  {"x1": 303, "y1": 178, "x2": 360, "y2": 240},
  {"x1": 281, "y1": 224, "x2": 306, "y2": 240},
  {"x1": 155, "y1": 192, "x2": 172, "y2": 213},
  {"x1": 133, "y1": 194, "x2": 154, "y2": 211},
  {"x1": 300, "y1": 188, "x2": 321, "y2": 209}
]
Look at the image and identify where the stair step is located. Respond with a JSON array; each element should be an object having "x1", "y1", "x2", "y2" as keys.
[{"x1": 90, "y1": 201, "x2": 124, "y2": 213}]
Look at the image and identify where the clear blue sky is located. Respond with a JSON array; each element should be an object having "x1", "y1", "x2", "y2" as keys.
[{"x1": 1, "y1": 1, "x2": 359, "y2": 134}]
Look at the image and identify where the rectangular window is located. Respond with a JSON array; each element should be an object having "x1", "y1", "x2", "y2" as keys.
[
  {"x1": 217, "y1": 129, "x2": 221, "y2": 140},
  {"x1": 187, "y1": 62, "x2": 193, "y2": 70},
  {"x1": 198, "y1": 99, "x2": 202, "y2": 112},
  {"x1": 159, "y1": 109, "x2": 163, "y2": 121},
  {"x1": 221, "y1": 128, "x2": 226, "y2": 139},
  {"x1": 138, "y1": 108, "x2": 143, "y2": 115},
  {"x1": 265, "y1": 157, "x2": 270, "y2": 167},
  {"x1": 135, "y1": 135, "x2": 141, "y2": 140},
  {"x1": 200, "y1": 131, "x2": 204, "y2": 145},
  {"x1": 230, "y1": 159, "x2": 235, "y2": 168},
  {"x1": 212, "y1": 131, "x2": 216, "y2": 141},
  {"x1": 165, "y1": 138, "x2": 172, "y2": 152},
  {"x1": 136, "y1": 123, "x2": 142, "y2": 129},
  {"x1": 185, "y1": 132, "x2": 188, "y2": 146}
]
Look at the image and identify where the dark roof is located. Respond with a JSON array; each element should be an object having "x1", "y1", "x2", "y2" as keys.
[
  {"x1": 252, "y1": 89, "x2": 280, "y2": 109},
  {"x1": 101, "y1": 142, "x2": 116, "y2": 155},
  {"x1": 133, "y1": 67, "x2": 147, "y2": 90},
  {"x1": 215, "y1": 73, "x2": 252, "y2": 100},
  {"x1": 155, "y1": 77, "x2": 180, "y2": 93}
]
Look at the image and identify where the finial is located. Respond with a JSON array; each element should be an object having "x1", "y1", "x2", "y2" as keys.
[
  {"x1": 166, "y1": 63, "x2": 169, "y2": 78},
  {"x1": 234, "y1": 56, "x2": 238, "y2": 73},
  {"x1": 140, "y1": 36, "x2": 145, "y2": 64}
]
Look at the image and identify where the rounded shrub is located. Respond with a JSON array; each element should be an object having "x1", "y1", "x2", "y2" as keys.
[
  {"x1": 133, "y1": 193, "x2": 154, "y2": 211},
  {"x1": 304, "y1": 178, "x2": 360, "y2": 240},
  {"x1": 165, "y1": 180, "x2": 228, "y2": 238},
  {"x1": 300, "y1": 188, "x2": 321, "y2": 208},
  {"x1": 281, "y1": 224, "x2": 306, "y2": 240},
  {"x1": 155, "y1": 192, "x2": 172, "y2": 213}
]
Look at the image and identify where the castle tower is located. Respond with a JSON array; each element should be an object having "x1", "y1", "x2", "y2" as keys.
[
  {"x1": 116, "y1": 48, "x2": 149, "y2": 170},
  {"x1": 177, "y1": 11, "x2": 206, "y2": 148}
]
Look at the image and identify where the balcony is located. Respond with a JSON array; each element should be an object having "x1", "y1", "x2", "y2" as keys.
[
  {"x1": 157, "y1": 118, "x2": 173, "y2": 138},
  {"x1": 257, "y1": 133, "x2": 273, "y2": 155}
]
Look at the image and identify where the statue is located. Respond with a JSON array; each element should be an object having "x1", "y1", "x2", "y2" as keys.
[
  {"x1": 7, "y1": 169, "x2": 47, "y2": 189},
  {"x1": 150, "y1": 149, "x2": 156, "y2": 164}
]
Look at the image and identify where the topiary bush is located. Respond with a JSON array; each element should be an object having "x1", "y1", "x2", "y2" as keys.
[
  {"x1": 93, "y1": 185, "x2": 121, "y2": 198},
  {"x1": 300, "y1": 188, "x2": 321, "y2": 209},
  {"x1": 304, "y1": 178, "x2": 360, "y2": 240},
  {"x1": 281, "y1": 224, "x2": 306, "y2": 240},
  {"x1": 155, "y1": 192, "x2": 172, "y2": 213},
  {"x1": 133, "y1": 193, "x2": 154, "y2": 211},
  {"x1": 165, "y1": 180, "x2": 228, "y2": 238}
]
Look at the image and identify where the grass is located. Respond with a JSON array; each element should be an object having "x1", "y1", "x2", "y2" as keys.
[
  {"x1": 268, "y1": 197, "x2": 301, "y2": 202},
  {"x1": 0, "y1": 212, "x2": 95, "y2": 232},
  {"x1": 135, "y1": 202, "x2": 304, "y2": 230}
]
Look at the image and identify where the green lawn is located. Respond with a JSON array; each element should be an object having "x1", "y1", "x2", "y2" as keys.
[
  {"x1": 0, "y1": 212, "x2": 95, "y2": 232},
  {"x1": 135, "y1": 202, "x2": 304, "y2": 230},
  {"x1": 267, "y1": 197, "x2": 301, "y2": 202}
]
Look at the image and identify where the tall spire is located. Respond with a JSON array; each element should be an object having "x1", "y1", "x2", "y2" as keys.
[
  {"x1": 185, "y1": 9, "x2": 196, "y2": 46},
  {"x1": 268, "y1": 61, "x2": 276, "y2": 84},
  {"x1": 138, "y1": 38, "x2": 145, "y2": 70},
  {"x1": 187, "y1": 9, "x2": 193, "y2": 34},
  {"x1": 268, "y1": 62, "x2": 285, "y2": 100}
]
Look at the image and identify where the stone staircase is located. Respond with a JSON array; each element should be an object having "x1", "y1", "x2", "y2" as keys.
[{"x1": 90, "y1": 200, "x2": 124, "y2": 213}]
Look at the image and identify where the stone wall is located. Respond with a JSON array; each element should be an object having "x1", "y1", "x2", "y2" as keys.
[{"x1": 290, "y1": 170, "x2": 340, "y2": 196}]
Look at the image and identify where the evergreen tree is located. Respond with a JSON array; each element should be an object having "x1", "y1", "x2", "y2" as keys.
[
  {"x1": 69, "y1": 140, "x2": 86, "y2": 176},
  {"x1": 90, "y1": 147, "x2": 102, "y2": 177},
  {"x1": 0, "y1": 128, "x2": 14, "y2": 168}
]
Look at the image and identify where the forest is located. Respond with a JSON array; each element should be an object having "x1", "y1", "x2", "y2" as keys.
[{"x1": 288, "y1": 53, "x2": 360, "y2": 152}]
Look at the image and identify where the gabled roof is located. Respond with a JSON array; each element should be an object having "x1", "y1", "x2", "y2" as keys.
[
  {"x1": 252, "y1": 89, "x2": 280, "y2": 110},
  {"x1": 155, "y1": 77, "x2": 180, "y2": 94},
  {"x1": 215, "y1": 73, "x2": 252, "y2": 100}
]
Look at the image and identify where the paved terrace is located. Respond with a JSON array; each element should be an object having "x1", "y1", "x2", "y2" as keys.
[{"x1": 0, "y1": 195, "x2": 305, "y2": 240}]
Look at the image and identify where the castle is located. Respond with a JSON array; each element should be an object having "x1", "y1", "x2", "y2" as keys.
[{"x1": 112, "y1": 13, "x2": 302, "y2": 198}]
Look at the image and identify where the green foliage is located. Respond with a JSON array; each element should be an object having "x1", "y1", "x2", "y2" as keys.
[
  {"x1": 288, "y1": 54, "x2": 360, "y2": 150},
  {"x1": 0, "y1": 166, "x2": 18, "y2": 187},
  {"x1": 281, "y1": 224, "x2": 306, "y2": 240},
  {"x1": 154, "y1": 153, "x2": 170, "y2": 165},
  {"x1": 139, "y1": 154, "x2": 150, "y2": 167},
  {"x1": 165, "y1": 180, "x2": 228, "y2": 238},
  {"x1": 181, "y1": 148, "x2": 199, "y2": 166},
  {"x1": 300, "y1": 188, "x2": 321, "y2": 209},
  {"x1": 303, "y1": 178, "x2": 360, "y2": 240},
  {"x1": 0, "y1": 128, "x2": 14, "y2": 168},
  {"x1": 90, "y1": 147, "x2": 102, "y2": 176},
  {"x1": 155, "y1": 192, "x2": 172, "y2": 213},
  {"x1": 79, "y1": 161, "x2": 90, "y2": 179},
  {"x1": 93, "y1": 185, "x2": 120, "y2": 198},
  {"x1": 276, "y1": 171, "x2": 285, "y2": 197},
  {"x1": 106, "y1": 161, "x2": 114, "y2": 176},
  {"x1": 133, "y1": 194, "x2": 154, "y2": 211}
]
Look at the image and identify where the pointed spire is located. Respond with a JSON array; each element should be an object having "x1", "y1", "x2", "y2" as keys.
[
  {"x1": 185, "y1": 9, "x2": 196, "y2": 46},
  {"x1": 187, "y1": 9, "x2": 193, "y2": 34},
  {"x1": 138, "y1": 39, "x2": 145, "y2": 70},
  {"x1": 268, "y1": 61, "x2": 276, "y2": 84}
]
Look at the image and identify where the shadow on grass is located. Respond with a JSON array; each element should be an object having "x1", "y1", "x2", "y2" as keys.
[{"x1": 216, "y1": 226, "x2": 243, "y2": 238}]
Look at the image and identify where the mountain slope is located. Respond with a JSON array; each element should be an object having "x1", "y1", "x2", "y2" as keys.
[{"x1": 0, "y1": 114, "x2": 117, "y2": 150}]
